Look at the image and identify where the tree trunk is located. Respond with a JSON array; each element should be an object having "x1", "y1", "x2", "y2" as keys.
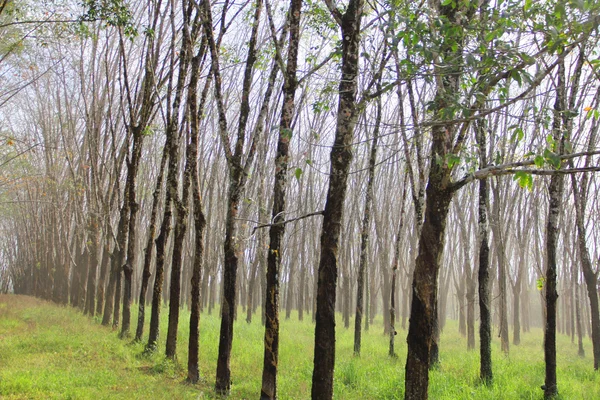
[
  {"x1": 96, "y1": 227, "x2": 111, "y2": 316},
  {"x1": 497, "y1": 231, "x2": 510, "y2": 354},
  {"x1": 121, "y1": 123, "x2": 144, "y2": 338},
  {"x1": 575, "y1": 277, "x2": 585, "y2": 357},
  {"x1": 135, "y1": 147, "x2": 168, "y2": 341},
  {"x1": 202, "y1": 0, "x2": 272, "y2": 391},
  {"x1": 354, "y1": 86, "x2": 380, "y2": 354},
  {"x1": 570, "y1": 151, "x2": 600, "y2": 370},
  {"x1": 477, "y1": 121, "x2": 493, "y2": 385},
  {"x1": 146, "y1": 0, "x2": 195, "y2": 352},
  {"x1": 165, "y1": 8, "x2": 198, "y2": 358},
  {"x1": 342, "y1": 269, "x2": 350, "y2": 329},
  {"x1": 84, "y1": 215, "x2": 100, "y2": 317},
  {"x1": 312, "y1": 1, "x2": 363, "y2": 398},
  {"x1": 466, "y1": 275, "x2": 476, "y2": 350},
  {"x1": 543, "y1": 61, "x2": 566, "y2": 400},
  {"x1": 513, "y1": 279, "x2": 521, "y2": 346},
  {"x1": 261, "y1": 0, "x2": 301, "y2": 396},
  {"x1": 102, "y1": 182, "x2": 130, "y2": 327},
  {"x1": 458, "y1": 278, "x2": 466, "y2": 337},
  {"x1": 187, "y1": 41, "x2": 208, "y2": 383},
  {"x1": 405, "y1": 177, "x2": 453, "y2": 399}
]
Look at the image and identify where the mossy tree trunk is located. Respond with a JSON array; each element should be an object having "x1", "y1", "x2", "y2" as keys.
[{"x1": 261, "y1": 0, "x2": 302, "y2": 397}]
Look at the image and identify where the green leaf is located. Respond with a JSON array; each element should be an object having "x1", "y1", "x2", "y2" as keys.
[
  {"x1": 537, "y1": 277, "x2": 545, "y2": 290},
  {"x1": 446, "y1": 154, "x2": 461, "y2": 168},
  {"x1": 534, "y1": 155, "x2": 545, "y2": 168},
  {"x1": 441, "y1": 0, "x2": 453, "y2": 6},
  {"x1": 543, "y1": 148, "x2": 561, "y2": 169},
  {"x1": 281, "y1": 128, "x2": 293, "y2": 141},
  {"x1": 513, "y1": 171, "x2": 533, "y2": 190},
  {"x1": 294, "y1": 167, "x2": 303, "y2": 181},
  {"x1": 564, "y1": 140, "x2": 573, "y2": 153},
  {"x1": 511, "y1": 70, "x2": 522, "y2": 87},
  {"x1": 510, "y1": 126, "x2": 524, "y2": 143}
]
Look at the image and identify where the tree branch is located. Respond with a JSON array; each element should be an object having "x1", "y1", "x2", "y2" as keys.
[
  {"x1": 452, "y1": 150, "x2": 600, "y2": 191},
  {"x1": 322, "y1": 0, "x2": 343, "y2": 26},
  {"x1": 251, "y1": 210, "x2": 324, "y2": 234}
]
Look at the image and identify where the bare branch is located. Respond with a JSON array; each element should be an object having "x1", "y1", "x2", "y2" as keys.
[
  {"x1": 251, "y1": 210, "x2": 324, "y2": 234},
  {"x1": 0, "y1": 19, "x2": 80, "y2": 29},
  {"x1": 322, "y1": 0, "x2": 343, "y2": 26},
  {"x1": 297, "y1": 51, "x2": 335, "y2": 85}
]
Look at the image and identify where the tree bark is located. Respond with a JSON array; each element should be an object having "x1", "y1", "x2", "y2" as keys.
[
  {"x1": 146, "y1": 1, "x2": 192, "y2": 350},
  {"x1": 261, "y1": 0, "x2": 301, "y2": 396},
  {"x1": 312, "y1": 1, "x2": 363, "y2": 398},
  {"x1": 354, "y1": 98, "x2": 379, "y2": 355},
  {"x1": 477, "y1": 120, "x2": 493, "y2": 385},
  {"x1": 404, "y1": 0, "x2": 472, "y2": 393},
  {"x1": 102, "y1": 178, "x2": 130, "y2": 327},
  {"x1": 165, "y1": 5, "x2": 198, "y2": 361},
  {"x1": 187, "y1": 38, "x2": 208, "y2": 383},
  {"x1": 544, "y1": 61, "x2": 566, "y2": 400},
  {"x1": 135, "y1": 147, "x2": 168, "y2": 341}
]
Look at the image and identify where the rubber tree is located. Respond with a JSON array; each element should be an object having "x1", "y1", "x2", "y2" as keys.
[
  {"x1": 146, "y1": 0, "x2": 194, "y2": 353},
  {"x1": 311, "y1": 0, "x2": 364, "y2": 398},
  {"x1": 201, "y1": 0, "x2": 282, "y2": 392},
  {"x1": 260, "y1": 0, "x2": 302, "y2": 397}
]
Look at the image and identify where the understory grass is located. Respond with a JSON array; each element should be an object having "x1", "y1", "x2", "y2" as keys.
[{"x1": 1, "y1": 294, "x2": 598, "y2": 399}]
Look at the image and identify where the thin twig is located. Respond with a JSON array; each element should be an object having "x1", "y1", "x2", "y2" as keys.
[{"x1": 251, "y1": 210, "x2": 324, "y2": 234}]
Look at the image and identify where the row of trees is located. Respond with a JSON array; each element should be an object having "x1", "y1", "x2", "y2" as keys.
[{"x1": 1, "y1": 0, "x2": 600, "y2": 398}]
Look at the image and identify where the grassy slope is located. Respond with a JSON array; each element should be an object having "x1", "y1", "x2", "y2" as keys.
[{"x1": 0, "y1": 294, "x2": 598, "y2": 399}]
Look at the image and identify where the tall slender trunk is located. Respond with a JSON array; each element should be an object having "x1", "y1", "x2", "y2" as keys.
[
  {"x1": 512, "y1": 277, "x2": 521, "y2": 345},
  {"x1": 84, "y1": 215, "x2": 100, "y2": 316},
  {"x1": 477, "y1": 120, "x2": 492, "y2": 384},
  {"x1": 389, "y1": 182, "x2": 407, "y2": 358},
  {"x1": 102, "y1": 180, "x2": 130, "y2": 327},
  {"x1": 497, "y1": 227, "x2": 510, "y2": 353},
  {"x1": 466, "y1": 275, "x2": 476, "y2": 350},
  {"x1": 312, "y1": 1, "x2": 363, "y2": 398},
  {"x1": 575, "y1": 275, "x2": 585, "y2": 357},
  {"x1": 165, "y1": 7, "x2": 199, "y2": 360},
  {"x1": 404, "y1": 0, "x2": 472, "y2": 392},
  {"x1": 146, "y1": 0, "x2": 191, "y2": 350},
  {"x1": 512, "y1": 255, "x2": 523, "y2": 346},
  {"x1": 187, "y1": 38, "x2": 208, "y2": 382},
  {"x1": 135, "y1": 148, "x2": 168, "y2": 341},
  {"x1": 203, "y1": 0, "x2": 278, "y2": 389},
  {"x1": 354, "y1": 87, "x2": 380, "y2": 355},
  {"x1": 261, "y1": 0, "x2": 301, "y2": 396},
  {"x1": 457, "y1": 278, "x2": 466, "y2": 337},
  {"x1": 121, "y1": 124, "x2": 144, "y2": 338},
  {"x1": 569, "y1": 134, "x2": 600, "y2": 370},
  {"x1": 544, "y1": 61, "x2": 566, "y2": 399}
]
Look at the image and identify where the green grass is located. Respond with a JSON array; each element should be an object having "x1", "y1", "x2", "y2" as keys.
[{"x1": 0, "y1": 294, "x2": 598, "y2": 399}]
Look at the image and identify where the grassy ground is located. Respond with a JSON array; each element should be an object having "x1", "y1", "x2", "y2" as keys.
[{"x1": 0, "y1": 294, "x2": 598, "y2": 399}]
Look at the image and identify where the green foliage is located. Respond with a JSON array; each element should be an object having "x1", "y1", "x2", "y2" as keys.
[
  {"x1": 543, "y1": 148, "x2": 561, "y2": 169},
  {"x1": 141, "y1": 125, "x2": 155, "y2": 137},
  {"x1": 537, "y1": 277, "x2": 545, "y2": 290},
  {"x1": 513, "y1": 170, "x2": 533, "y2": 190},
  {"x1": 304, "y1": 0, "x2": 337, "y2": 35},
  {"x1": 80, "y1": 0, "x2": 137, "y2": 38}
]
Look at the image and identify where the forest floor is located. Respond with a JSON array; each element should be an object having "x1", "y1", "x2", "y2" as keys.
[{"x1": 0, "y1": 294, "x2": 598, "y2": 399}]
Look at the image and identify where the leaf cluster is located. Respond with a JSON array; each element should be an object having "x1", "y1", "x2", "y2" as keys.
[{"x1": 80, "y1": 0, "x2": 137, "y2": 38}]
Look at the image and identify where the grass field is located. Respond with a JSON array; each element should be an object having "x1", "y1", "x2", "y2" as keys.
[{"x1": 0, "y1": 294, "x2": 598, "y2": 399}]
